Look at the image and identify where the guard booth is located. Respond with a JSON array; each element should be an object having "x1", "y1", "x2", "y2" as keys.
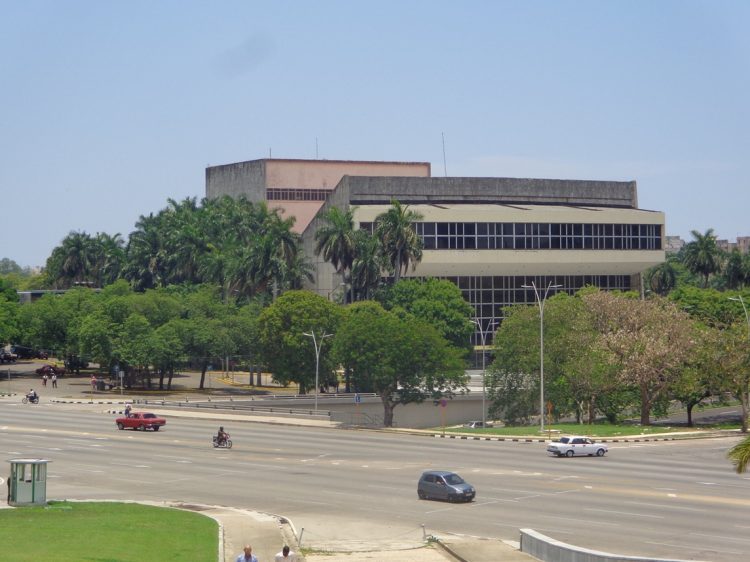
[{"x1": 6, "y1": 459, "x2": 51, "y2": 506}]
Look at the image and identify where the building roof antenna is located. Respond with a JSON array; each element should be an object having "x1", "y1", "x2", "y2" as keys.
[
  {"x1": 316, "y1": 137, "x2": 319, "y2": 159},
  {"x1": 442, "y1": 132, "x2": 448, "y2": 177}
]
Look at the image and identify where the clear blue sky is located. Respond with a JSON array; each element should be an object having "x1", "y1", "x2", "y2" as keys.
[{"x1": 1, "y1": 1, "x2": 748, "y2": 268}]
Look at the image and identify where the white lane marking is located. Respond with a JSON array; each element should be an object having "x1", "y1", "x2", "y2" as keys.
[
  {"x1": 553, "y1": 475, "x2": 580, "y2": 481},
  {"x1": 541, "y1": 515, "x2": 619, "y2": 527},
  {"x1": 697, "y1": 481, "x2": 718, "y2": 485},
  {"x1": 623, "y1": 501, "x2": 701, "y2": 512},
  {"x1": 690, "y1": 532, "x2": 750, "y2": 544},
  {"x1": 175, "y1": 460, "x2": 192, "y2": 464},
  {"x1": 584, "y1": 508, "x2": 663, "y2": 519},
  {"x1": 645, "y1": 540, "x2": 743, "y2": 555},
  {"x1": 654, "y1": 487, "x2": 676, "y2": 491},
  {"x1": 135, "y1": 465, "x2": 149, "y2": 468},
  {"x1": 301, "y1": 453, "x2": 330, "y2": 462}
]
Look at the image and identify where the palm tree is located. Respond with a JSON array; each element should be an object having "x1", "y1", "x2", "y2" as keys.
[
  {"x1": 723, "y1": 250, "x2": 746, "y2": 290},
  {"x1": 45, "y1": 231, "x2": 98, "y2": 288},
  {"x1": 315, "y1": 206, "x2": 357, "y2": 303},
  {"x1": 375, "y1": 199, "x2": 423, "y2": 283},
  {"x1": 123, "y1": 213, "x2": 168, "y2": 291},
  {"x1": 728, "y1": 436, "x2": 750, "y2": 473},
  {"x1": 350, "y1": 229, "x2": 383, "y2": 300},
  {"x1": 683, "y1": 229, "x2": 721, "y2": 288},
  {"x1": 92, "y1": 233, "x2": 125, "y2": 286},
  {"x1": 646, "y1": 262, "x2": 676, "y2": 296}
]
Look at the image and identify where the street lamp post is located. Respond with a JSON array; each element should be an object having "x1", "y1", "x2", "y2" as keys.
[
  {"x1": 303, "y1": 329, "x2": 332, "y2": 411},
  {"x1": 471, "y1": 318, "x2": 498, "y2": 427},
  {"x1": 521, "y1": 281, "x2": 562, "y2": 432}
]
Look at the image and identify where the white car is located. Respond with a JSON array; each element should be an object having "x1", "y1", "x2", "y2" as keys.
[
  {"x1": 463, "y1": 420, "x2": 493, "y2": 429},
  {"x1": 547, "y1": 436, "x2": 608, "y2": 457}
]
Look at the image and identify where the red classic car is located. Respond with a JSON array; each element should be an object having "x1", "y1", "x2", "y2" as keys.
[{"x1": 115, "y1": 412, "x2": 166, "y2": 431}]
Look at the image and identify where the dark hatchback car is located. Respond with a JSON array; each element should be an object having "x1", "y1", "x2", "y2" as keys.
[{"x1": 417, "y1": 470, "x2": 475, "y2": 502}]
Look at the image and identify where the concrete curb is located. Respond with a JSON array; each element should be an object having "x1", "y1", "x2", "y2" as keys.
[{"x1": 435, "y1": 540, "x2": 468, "y2": 562}]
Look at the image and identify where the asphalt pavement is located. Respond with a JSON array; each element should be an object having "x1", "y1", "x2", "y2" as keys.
[{"x1": 1, "y1": 363, "x2": 538, "y2": 562}]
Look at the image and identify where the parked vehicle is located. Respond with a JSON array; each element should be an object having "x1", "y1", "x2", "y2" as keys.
[
  {"x1": 547, "y1": 436, "x2": 608, "y2": 457},
  {"x1": 115, "y1": 412, "x2": 166, "y2": 431},
  {"x1": 212, "y1": 435, "x2": 232, "y2": 449},
  {"x1": 0, "y1": 349, "x2": 17, "y2": 363},
  {"x1": 417, "y1": 470, "x2": 475, "y2": 502},
  {"x1": 463, "y1": 420, "x2": 493, "y2": 429},
  {"x1": 35, "y1": 365, "x2": 66, "y2": 377}
]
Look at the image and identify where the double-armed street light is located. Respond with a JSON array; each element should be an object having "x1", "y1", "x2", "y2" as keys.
[
  {"x1": 303, "y1": 329, "x2": 332, "y2": 412},
  {"x1": 471, "y1": 318, "x2": 499, "y2": 427},
  {"x1": 521, "y1": 281, "x2": 562, "y2": 432}
]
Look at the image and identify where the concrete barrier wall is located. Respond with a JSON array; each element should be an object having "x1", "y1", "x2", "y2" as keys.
[{"x1": 519, "y1": 529, "x2": 707, "y2": 562}]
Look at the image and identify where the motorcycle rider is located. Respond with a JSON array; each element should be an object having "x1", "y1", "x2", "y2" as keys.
[
  {"x1": 26, "y1": 389, "x2": 38, "y2": 403},
  {"x1": 216, "y1": 426, "x2": 229, "y2": 446}
]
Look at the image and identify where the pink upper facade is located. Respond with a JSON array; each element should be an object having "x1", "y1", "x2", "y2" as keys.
[{"x1": 263, "y1": 159, "x2": 431, "y2": 231}]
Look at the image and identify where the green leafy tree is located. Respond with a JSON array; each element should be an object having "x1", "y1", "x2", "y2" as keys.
[
  {"x1": 375, "y1": 199, "x2": 423, "y2": 283},
  {"x1": 379, "y1": 278, "x2": 473, "y2": 353},
  {"x1": 257, "y1": 290, "x2": 342, "y2": 394},
  {"x1": 0, "y1": 300, "x2": 19, "y2": 345},
  {"x1": 583, "y1": 291, "x2": 697, "y2": 425},
  {"x1": 0, "y1": 258, "x2": 23, "y2": 275},
  {"x1": 487, "y1": 304, "x2": 542, "y2": 425},
  {"x1": 332, "y1": 301, "x2": 466, "y2": 427},
  {"x1": 712, "y1": 322, "x2": 750, "y2": 433}
]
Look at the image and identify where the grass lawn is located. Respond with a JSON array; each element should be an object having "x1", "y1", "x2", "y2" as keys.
[
  {"x1": 0, "y1": 501, "x2": 217, "y2": 562},
  {"x1": 439, "y1": 422, "x2": 723, "y2": 438}
]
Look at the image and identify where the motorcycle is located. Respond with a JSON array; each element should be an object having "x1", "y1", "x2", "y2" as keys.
[
  {"x1": 212, "y1": 435, "x2": 232, "y2": 449},
  {"x1": 22, "y1": 395, "x2": 39, "y2": 404}
]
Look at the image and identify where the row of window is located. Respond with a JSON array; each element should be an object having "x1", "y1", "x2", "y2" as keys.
[
  {"x1": 436, "y1": 275, "x2": 632, "y2": 349},
  {"x1": 360, "y1": 222, "x2": 662, "y2": 250},
  {"x1": 267, "y1": 188, "x2": 332, "y2": 201}
]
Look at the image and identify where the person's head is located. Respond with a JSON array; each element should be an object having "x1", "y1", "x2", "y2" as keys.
[
  {"x1": 283, "y1": 545, "x2": 290, "y2": 556},
  {"x1": 242, "y1": 544, "x2": 253, "y2": 556},
  {"x1": 219, "y1": 426, "x2": 224, "y2": 432}
]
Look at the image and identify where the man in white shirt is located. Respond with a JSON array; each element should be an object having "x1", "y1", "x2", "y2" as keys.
[
  {"x1": 236, "y1": 544, "x2": 258, "y2": 562},
  {"x1": 275, "y1": 545, "x2": 297, "y2": 561}
]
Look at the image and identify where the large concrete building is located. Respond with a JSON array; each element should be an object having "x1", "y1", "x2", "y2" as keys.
[{"x1": 206, "y1": 158, "x2": 665, "y2": 348}]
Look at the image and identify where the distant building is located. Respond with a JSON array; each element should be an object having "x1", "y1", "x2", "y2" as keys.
[
  {"x1": 665, "y1": 236, "x2": 685, "y2": 253},
  {"x1": 207, "y1": 158, "x2": 665, "y2": 348},
  {"x1": 737, "y1": 237, "x2": 750, "y2": 254}
]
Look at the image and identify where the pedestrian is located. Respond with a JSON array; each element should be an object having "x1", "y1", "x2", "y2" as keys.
[
  {"x1": 236, "y1": 544, "x2": 258, "y2": 562},
  {"x1": 51, "y1": 374, "x2": 57, "y2": 388},
  {"x1": 275, "y1": 545, "x2": 298, "y2": 561},
  {"x1": 124, "y1": 403, "x2": 132, "y2": 418},
  {"x1": 90, "y1": 375, "x2": 97, "y2": 392},
  {"x1": 42, "y1": 374, "x2": 48, "y2": 387}
]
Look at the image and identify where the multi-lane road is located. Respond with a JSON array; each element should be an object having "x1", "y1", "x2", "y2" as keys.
[{"x1": 2, "y1": 400, "x2": 749, "y2": 561}]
